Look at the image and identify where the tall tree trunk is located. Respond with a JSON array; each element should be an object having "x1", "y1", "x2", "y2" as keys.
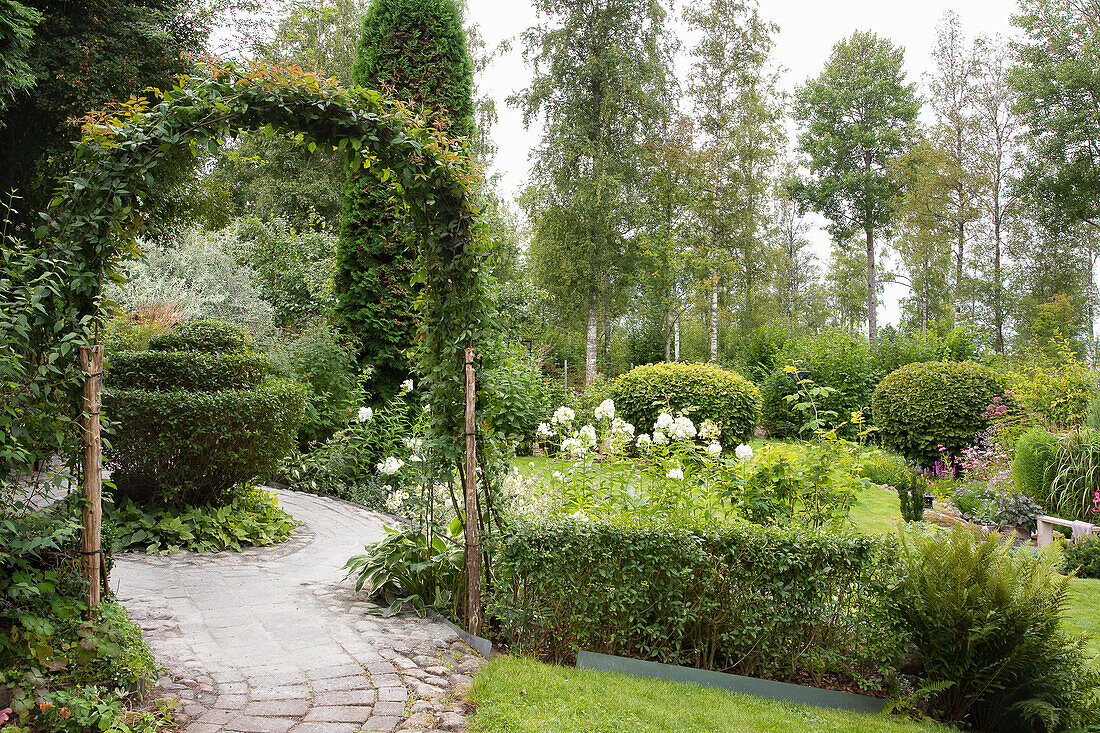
[
  {"x1": 956, "y1": 216, "x2": 965, "y2": 320},
  {"x1": 865, "y1": 227, "x2": 877, "y2": 343},
  {"x1": 601, "y1": 283, "x2": 612, "y2": 369},
  {"x1": 993, "y1": 214, "x2": 1005, "y2": 353},
  {"x1": 585, "y1": 285, "x2": 599, "y2": 386},
  {"x1": 674, "y1": 315, "x2": 681, "y2": 362},
  {"x1": 710, "y1": 269, "x2": 719, "y2": 363},
  {"x1": 664, "y1": 311, "x2": 672, "y2": 362}
]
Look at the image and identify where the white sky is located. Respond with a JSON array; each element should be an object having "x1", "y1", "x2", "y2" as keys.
[{"x1": 465, "y1": 0, "x2": 1022, "y2": 328}]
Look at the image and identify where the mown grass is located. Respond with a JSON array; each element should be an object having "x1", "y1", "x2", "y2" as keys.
[{"x1": 468, "y1": 656, "x2": 953, "y2": 733}]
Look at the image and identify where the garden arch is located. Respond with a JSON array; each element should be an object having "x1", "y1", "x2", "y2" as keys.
[{"x1": 39, "y1": 60, "x2": 489, "y2": 626}]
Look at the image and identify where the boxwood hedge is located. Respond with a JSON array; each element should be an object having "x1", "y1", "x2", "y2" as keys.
[
  {"x1": 107, "y1": 350, "x2": 271, "y2": 392},
  {"x1": 105, "y1": 380, "x2": 306, "y2": 507},
  {"x1": 608, "y1": 362, "x2": 760, "y2": 443},
  {"x1": 149, "y1": 319, "x2": 256, "y2": 353},
  {"x1": 490, "y1": 518, "x2": 904, "y2": 684},
  {"x1": 872, "y1": 361, "x2": 1010, "y2": 466}
]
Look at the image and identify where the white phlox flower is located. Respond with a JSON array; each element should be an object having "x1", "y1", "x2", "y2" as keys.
[
  {"x1": 635, "y1": 433, "x2": 652, "y2": 450},
  {"x1": 358, "y1": 406, "x2": 373, "y2": 423},
  {"x1": 579, "y1": 424, "x2": 598, "y2": 445},
  {"x1": 560, "y1": 437, "x2": 583, "y2": 454},
  {"x1": 377, "y1": 456, "x2": 405, "y2": 475},
  {"x1": 735, "y1": 444, "x2": 754, "y2": 461},
  {"x1": 699, "y1": 419, "x2": 721, "y2": 441},
  {"x1": 595, "y1": 398, "x2": 616, "y2": 421},
  {"x1": 612, "y1": 417, "x2": 635, "y2": 437},
  {"x1": 551, "y1": 406, "x2": 576, "y2": 425},
  {"x1": 706, "y1": 442, "x2": 722, "y2": 456},
  {"x1": 654, "y1": 412, "x2": 675, "y2": 431},
  {"x1": 399, "y1": 379, "x2": 415, "y2": 394},
  {"x1": 536, "y1": 422, "x2": 553, "y2": 438},
  {"x1": 666, "y1": 467, "x2": 684, "y2": 480},
  {"x1": 653, "y1": 431, "x2": 668, "y2": 445},
  {"x1": 669, "y1": 416, "x2": 697, "y2": 440},
  {"x1": 403, "y1": 437, "x2": 423, "y2": 452}
]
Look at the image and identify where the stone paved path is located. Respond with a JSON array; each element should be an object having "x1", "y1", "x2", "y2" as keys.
[{"x1": 112, "y1": 489, "x2": 483, "y2": 733}]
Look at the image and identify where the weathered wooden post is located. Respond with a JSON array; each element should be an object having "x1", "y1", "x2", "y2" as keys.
[
  {"x1": 463, "y1": 347, "x2": 481, "y2": 636},
  {"x1": 79, "y1": 344, "x2": 105, "y2": 609}
]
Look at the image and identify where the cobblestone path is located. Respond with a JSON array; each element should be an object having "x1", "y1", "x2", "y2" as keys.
[{"x1": 111, "y1": 489, "x2": 483, "y2": 733}]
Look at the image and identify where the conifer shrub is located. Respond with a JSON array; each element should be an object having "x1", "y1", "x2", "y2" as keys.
[
  {"x1": 336, "y1": 0, "x2": 474, "y2": 394},
  {"x1": 872, "y1": 361, "x2": 1010, "y2": 466},
  {"x1": 609, "y1": 362, "x2": 760, "y2": 443},
  {"x1": 1013, "y1": 427, "x2": 1059, "y2": 508}
]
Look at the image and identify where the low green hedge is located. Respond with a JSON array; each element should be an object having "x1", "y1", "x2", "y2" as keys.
[
  {"x1": 609, "y1": 362, "x2": 760, "y2": 443},
  {"x1": 105, "y1": 379, "x2": 306, "y2": 506},
  {"x1": 107, "y1": 350, "x2": 271, "y2": 391},
  {"x1": 490, "y1": 519, "x2": 904, "y2": 685},
  {"x1": 149, "y1": 318, "x2": 256, "y2": 353},
  {"x1": 872, "y1": 361, "x2": 1010, "y2": 466}
]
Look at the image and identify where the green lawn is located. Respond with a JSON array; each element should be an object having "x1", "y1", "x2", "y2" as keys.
[{"x1": 469, "y1": 656, "x2": 953, "y2": 733}]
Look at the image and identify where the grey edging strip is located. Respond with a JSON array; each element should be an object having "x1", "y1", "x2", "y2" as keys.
[
  {"x1": 430, "y1": 612, "x2": 493, "y2": 659},
  {"x1": 576, "y1": 651, "x2": 886, "y2": 714}
]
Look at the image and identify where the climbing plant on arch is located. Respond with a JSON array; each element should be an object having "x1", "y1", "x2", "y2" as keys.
[{"x1": 29, "y1": 59, "x2": 494, "y2": 621}]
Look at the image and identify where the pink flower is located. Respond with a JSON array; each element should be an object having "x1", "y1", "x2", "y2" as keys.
[{"x1": 1, "y1": 708, "x2": 11, "y2": 724}]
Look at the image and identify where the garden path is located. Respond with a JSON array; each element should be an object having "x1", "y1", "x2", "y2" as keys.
[{"x1": 111, "y1": 489, "x2": 483, "y2": 733}]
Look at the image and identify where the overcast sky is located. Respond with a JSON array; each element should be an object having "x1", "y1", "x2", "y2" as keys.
[{"x1": 465, "y1": 0, "x2": 1022, "y2": 328}]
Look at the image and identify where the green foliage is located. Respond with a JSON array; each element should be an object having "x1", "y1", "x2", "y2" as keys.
[
  {"x1": 1012, "y1": 428, "x2": 1059, "y2": 507},
  {"x1": 1007, "y1": 340, "x2": 1097, "y2": 428},
  {"x1": 893, "y1": 526, "x2": 1100, "y2": 731},
  {"x1": 872, "y1": 361, "x2": 1009, "y2": 466},
  {"x1": 106, "y1": 378, "x2": 306, "y2": 507},
  {"x1": 344, "y1": 516, "x2": 464, "y2": 617},
  {"x1": 0, "y1": 0, "x2": 40, "y2": 114},
  {"x1": 148, "y1": 319, "x2": 256, "y2": 354},
  {"x1": 896, "y1": 470, "x2": 927, "y2": 523},
  {"x1": 337, "y1": 0, "x2": 474, "y2": 394},
  {"x1": 105, "y1": 489, "x2": 297, "y2": 554},
  {"x1": 267, "y1": 318, "x2": 360, "y2": 446},
  {"x1": 736, "y1": 322, "x2": 794, "y2": 384},
  {"x1": 480, "y1": 342, "x2": 551, "y2": 448},
  {"x1": 106, "y1": 350, "x2": 270, "y2": 391},
  {"x1": 761, "y1": 329, "x2": 878, "y2": 438},
  {"x1": 609, "y1": 362, "x2": 761, "y2": 444},
  {"x1": 1047, "y1": 429, "x2": 1100, "y2": 521},
  {"x1": 490, "y1": 518, "x2": 905, "y2": 687},
  {"x1": 1063, "y1": 535, "x2": 1100, "y2": 579},
  {"x1": 0, "y1": 0, "x2": 209, "y2": 227}
]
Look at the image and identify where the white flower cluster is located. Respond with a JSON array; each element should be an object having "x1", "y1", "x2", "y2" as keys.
[
  {"x1": 579, "y1": 424, "x2": 598, "y2": 445},
  {"x1": 385, "y1": 489, "x2": 410, "y2": 514},
  {"x1": 403, "y1": 437, "x2": 424, "y2": 461},
  {"x1": 536, "y1": 422, "x2": 553, "y2": 438},
  {"x1": 357, "y1": 406, "x2": 373, "y2": 423},
  {"x1": 551, "y1": 406, "x2": 575, "y2": 426},
  {"x1": 735, "y1": 443, "x2": 754, "y2": 461},
  {"x1": 669, "y1": 416, "x2": 697, "y2": 440},
  {"x1": 377, "y1": 456, "x2": 405, "y2": 475},
  {"x1": 399, "y1": 379, "x2": 415, "y2": 394},
  {"x1": 666, "y1": 467, "x2": 684, "y2": 480},
  {"x1": 699, "y1": 419, "x2": 721, "y2": 441},
  {"x1": 654, "y1": 412, "x2": 674, "y2": 430},
  {"x1": 594, "y1": 398, "x2": 616, "y2": 421},
  {"x1": 653, "y1": 431, "x2": 668, "y2": 445},
  {"x1": 635, "y1": 433, "x2": 652, "y2": 450},
  {"x1": 706, "y1": 442, "x2": 722, "y2": 456},
  {"x1": 611, "y1": 417, "x2": 635, "y2": 438},
  {"x1": 560, "y1": 437, "x2": 583, "y2": 454}
]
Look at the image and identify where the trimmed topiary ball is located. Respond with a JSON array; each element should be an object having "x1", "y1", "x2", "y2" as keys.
[
  {"x1": 106, "y1": 319, "x2": 304, "y2": 507},
  {"x1": 609, "y1": 362, "x2": 760, "y2": 444},
  {"x1": 872, "y1": 361, "x2": 1011, "y2": 466},
  {"x1": 149, "y1": 318, "x2": 256, "y2": 353}
]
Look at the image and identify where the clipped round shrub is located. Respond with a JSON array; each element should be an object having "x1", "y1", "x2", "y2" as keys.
[
  {"x1": 1013, "y1": 428, "x2": 1059, "y2": 507},
  {"x1": 107, "y1": 350, "x2": 271, "y2": 391},
  {"x1": 149, "y1": 318, "x2": 256, "y2": 353},
  {"x1": 106, "y1": 379, "x2": 306, "y2": 507},
  {"x1": 872, "y1": 361, "x2": 1011, "y2": 466},
  {"x1": 609, "y1": 362, "x2": 760, "y2": 443}
]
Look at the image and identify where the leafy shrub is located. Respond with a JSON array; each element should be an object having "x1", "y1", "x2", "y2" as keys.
[
  {"x1": 267, "y1": 318, "x2": 360, "y2": 446},
  {"x1": 105, "y1": 489, "x2": 297, "y2": 553},
  {"x1": 1008, "y1": 340, "x2": 1097, "y2": 428},
  {"x1": 1047, "y1": 429, "x2": 1100, "y2": 521},
  {"x1": 736, "y1": 322, "x2": 794, "y2": 383},
  {"x1": 893, "y1": 526, "x2": 1100, "y2": 731},
  {"x1": 872, "y1": 361, "x2": 1010, "y2": 466},
  {"x1": 1013, "y1": 428, "x2": 1059, "y2": 506},
  {"x1": 149, "y1": 318, "x2": 256, "y2": 353},
  {"x1": 1063, "y1": 534, "x2": 1100, "y2": 579},
  {"x1": 105, "y1": 380, "x2": 306, "y2": 506},
  {"x1": 860, "y1": 450, "x2": 912, "y2": 488},
  {"x1": 761, "y1": 328, "x2": 878, "y2": 438},
  {"x1": 609, "y1": 362, "x2": 760, "y2": 444},
  {"x1": 344, "y1": 516, "x2": 464, "y2": 618},
  {"x1": 951, "y1": 483, "x2": 1044, "y2": 531},
  {"x1": 107, "y1": 350, "x2": 270, "y2": 391},
  {"x1": 112, "y1": 229, "x2": 275, "y2": 337},
  {"x1": 871, "y1": 326, "x2": 981, "y2": 376},
  {"x1": 490, "y1": 518, "x2": 904, "y2": 687}
]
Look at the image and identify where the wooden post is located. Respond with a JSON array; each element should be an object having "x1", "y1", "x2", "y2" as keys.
[
  {"x1": 463, "y1": 347, "x2": 482, "y2": 636},
  {"x1": 79, "y1": 345, "x2": 104, "y2": 609}
]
